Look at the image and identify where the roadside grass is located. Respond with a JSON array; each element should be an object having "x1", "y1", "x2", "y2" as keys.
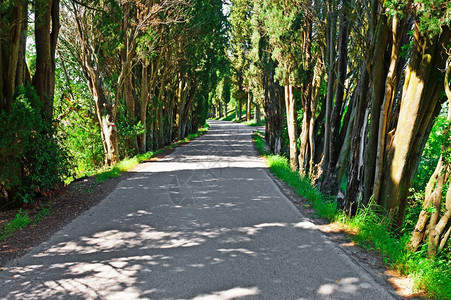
[
  {"x1": 253, "y1": 132, "x2": 336, "y2": 219},
  {"x1": 96, "y1": 123, "x2": 210, "y2": 183},
  {"x1": 1, "y1": 204, "x2": 51, "y2": 240},
  {"x1": 242, "y1": 119, "x2": 265, "y2": 126},
  {"x1": 253, "y1": 131, "x2": 450, "y2": 299}
]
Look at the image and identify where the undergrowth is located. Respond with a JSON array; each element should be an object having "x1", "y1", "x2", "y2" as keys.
[
  {"x1": 253, "y1": 131, "x2": 450, "y2": 299},
  {"x1": 1, "y1": 204, "x2": 51, "y2": 240}
]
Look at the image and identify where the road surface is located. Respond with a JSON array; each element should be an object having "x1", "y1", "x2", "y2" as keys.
[{"x1": 0, "y1": 120, "x2": 396, "y2": 299}]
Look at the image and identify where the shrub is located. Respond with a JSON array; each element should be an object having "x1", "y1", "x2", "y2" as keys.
[{"x1": 0, "y1": 85, "x2": 70, "y2": 208}]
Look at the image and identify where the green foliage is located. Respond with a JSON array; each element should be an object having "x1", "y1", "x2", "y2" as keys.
[
  {"x1": 0, "y1": 86, "x2": 70, "y2": 206},
  {"x1": 60, "y1": 116, "x2": 104, "y2": 179},
  {"x1": 341, "y1": 203, "x2": 410, "y2": 264},
  {"x1": 1, "y1": 204, "x2": 51, "y2": 240},
  {"x1": 413, "y1": 114, "x2": 449, "y2": 190},
  {"x1": 407, "y1": 248, "x2": 451, "y2": 298},
  {"x1": 414, "y1": 0, "x2": 451, "y2": 36},
  {"x1": 0, "y1": 209, "x2": 31, "y2": 240}
]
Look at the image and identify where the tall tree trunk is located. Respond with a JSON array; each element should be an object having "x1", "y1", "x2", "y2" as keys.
[
  {"x1": 363, "y1": 14, "x2": 389, "y2": 205},
  {"x1": 409, "y1": 43, "x2": 451, "y2": 256},
  {"x1": 33, "y1": 0, "x2": 60, "y2": 119},
  {"x1": 321, "y1": 8, "x2": 349, "y2": 195},
  {"x1": 0, "y1": 1, "x2": 27, "y2": 112},
  {"x1": 246, "y1": 92, "x2": 252, "y2": 121},
  {"x1": 139, "y1": 65, "x2": 149, "y2": 153},
  {"x1": 285, "y1": 83, "x2": 298, "y2": 170},
  {"x1": 372, "y1": 14, "x2": 403, "y2": 205},
  {"x1": 344, "y1": 64, "x2": 370, "y2": 213},
  {"x1": 263, "y1": 63, "x2": 283, "y2": 155},
  {"x1": 320, "y1": 10, "x2": 337, "y2": 179},
  {"x1": 254, "y1": 103, "x2": 261, "y2": 123},
  {"x1": 298, "y1": 1, "x2": 314, "y2": 177},
  {"x1": 378, "y1": 25, "x2": 451, "y2": 228}
]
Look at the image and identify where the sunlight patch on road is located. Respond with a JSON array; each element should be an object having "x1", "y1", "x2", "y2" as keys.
[{"x1": 193, "y1": 287, "x2": 260, "y2": 300}]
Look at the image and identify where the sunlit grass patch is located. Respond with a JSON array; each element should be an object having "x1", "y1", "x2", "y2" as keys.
[
  {"x1": 243, "y1": 119, "x2": 265, "y2": 126},
  {"x1": 253, "y1": 132, "x2": 337, "y2": 220}
]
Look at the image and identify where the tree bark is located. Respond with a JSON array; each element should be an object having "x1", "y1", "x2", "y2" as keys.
[
  {"x1": 263, "y1": 63, "x2": 283, "y2": 155},
  {"x1": 285, "y1": 83, "x2": 298, "y2": 170},
  {"x1": 378, "y1": 24, "x2": 451, "y2": 228},
  {"x1": 1, "y1": 1, "x2": 28, "y2": 112},
  {"x1": 246, "y1": 92, "x2": 252, "y2": 121},
  {"x1": 33, "y1": 0, "x2": 60, "y2": 119},
  {"x1": 363, "y1": 14, "x2": 389, "y2": 205},
  {"x1": 344, "y1": 63, "x2": 370, "y2": 213},
  {"x1": 321, "y1": 8, "x2": 349, "y2": 195},
  {"x1": 409, "y1": 47, "x2": 451, "y2": 256},
  {"x1": 372, "y1": 14, "x2": 403, "y2": 206}
]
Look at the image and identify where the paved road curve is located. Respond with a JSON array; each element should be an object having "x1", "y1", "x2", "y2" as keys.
[{"x1": 0, "y1": 121, "x2": 395, "y2": 299}]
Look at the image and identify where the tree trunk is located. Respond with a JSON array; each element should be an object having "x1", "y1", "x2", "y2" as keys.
[
  {"x1": 363, "y1": 14, "x2": 389, "y2": 205},
  {"x1": 139, "y1": 65, "x2": 149, "y2": 153},
  {"x1": 263, "y1": 63, "x2": 283, "y2": 155},
  {"x1": 320, "y1": 10, "x2": 337, "y2": 179},
  {"x1": 321, "y1": 9, "x2": 349, "y2": 195},
  {"x1": 0, "y1": 1, "x2": 28, "y2": 112},
  {"x1": 33, "y1": 0, "x2": 60, "y2": 119},
  {"x1": 409, "y1": 45, "x2": 451, "y2": 256},
  {"x1": 254, "y1": 103, "x2": 261, "y2": 123},
  {"x1": 285, "y1": 84, "x2": 298, "y2": 170},
  {"x1": 344, "y1": 63, "x2": 370, "y2": 213},
  {"x1": 372, "y1": 14, "x2": 403, "y2": 206},
  {"x1": 378, "y1": 24, "x2": 451, "y2": 228},
  {"x1": 246, "y1": 92, "x2": 252, "y2": 121}
]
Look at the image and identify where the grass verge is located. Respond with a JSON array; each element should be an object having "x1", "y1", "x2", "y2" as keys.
[
  {"x1": 96, "y1": 123, "x2": 210, "y2": 183},
  {"x1": 253, "y1": 131, "x2": 450, "y2": 298}
]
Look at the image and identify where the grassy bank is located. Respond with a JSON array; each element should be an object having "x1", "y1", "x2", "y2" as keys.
[{"x1": 253, "y1": 131, "x2": 450, "y2": 298}]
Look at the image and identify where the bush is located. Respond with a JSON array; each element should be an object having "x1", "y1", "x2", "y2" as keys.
[{"x1": 0, "y1": 85, "x2": 70, "y2": 208}]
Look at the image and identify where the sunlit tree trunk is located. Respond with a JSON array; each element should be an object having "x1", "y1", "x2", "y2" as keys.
[
  {"x1": 372, "y1": 14, "x2": 403, "y2": 206},
  {"x1": 246, "y1": 92, "x2": 252, "y2": 121},
  {"x1": 377, "y1": 24, "x2": 451, "y2": 228},
  {"x1": 72, "y1": 3, "x2": 118, "y2": 166},
  {"x1": 285, "y1": 83, "x2": 298, "y2": 170},
  {"x1": 254, "y1": 103, "x2": 261, "y2": 123},
  {"x1": 363, "y1": 14, "x2": 389, "y2": 205}
]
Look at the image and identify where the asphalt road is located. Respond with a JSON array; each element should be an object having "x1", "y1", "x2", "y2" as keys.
[{"x1": 0, "y1": 120, "x2": 396, "y2": 299}]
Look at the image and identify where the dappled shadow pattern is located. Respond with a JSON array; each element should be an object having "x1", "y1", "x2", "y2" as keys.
[{"x1": 0, "y1": 121, "x2": 394, "y2": 299}]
